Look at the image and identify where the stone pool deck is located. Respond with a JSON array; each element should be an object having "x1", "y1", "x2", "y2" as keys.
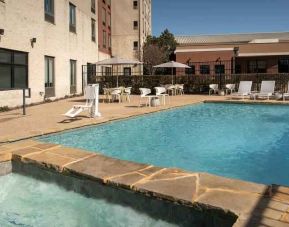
[{"x1": 0, "y1": 139, "x2": 289, "y2": 226}]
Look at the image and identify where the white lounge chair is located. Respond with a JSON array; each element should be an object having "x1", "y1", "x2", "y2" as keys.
[
  {"x1": 155, "y1": 87, "x2": 169, "y2": 105},
  {"x1": 283, "y1": 82, "x2": 289, "y2": 101},
  {"x1": 254, "y1": 81, "x2": 275, "y2": 100},
  {"x1": 231, "y1": 81, "x2": 252, "y2": 99},
  {"x1": 225, "y1": 84, "x2": 236, "y2": 95},
  {"x1": 64, "y1": 86, "x2": 96, "y2": 118},
  {"x1": 209, "y1": 84, "x2": 219, "y2": 95},
  {"x1": 139, "y1": 88, "x2": 158, "y2": 107}
]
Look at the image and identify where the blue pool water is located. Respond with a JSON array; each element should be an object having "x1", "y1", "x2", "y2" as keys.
[
  {"x1": 0, "y1": 173, "x2": 175, "y2": 227},
  {"x1": 41, "y1": 103, "x2": 289, "y2": 186}
]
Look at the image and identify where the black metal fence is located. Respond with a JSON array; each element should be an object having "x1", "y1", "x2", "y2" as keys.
[{"x1": 86, "y1": 73, "x2": 289, "y2": 95}]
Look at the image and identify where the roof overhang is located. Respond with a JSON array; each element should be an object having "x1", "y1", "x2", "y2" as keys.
[
  {"x1": 175, "y1": 48, "x2": 234, "y2": 54},
  {"x1": 238, "y1": 52, "x2": 289, "y2": 57}
]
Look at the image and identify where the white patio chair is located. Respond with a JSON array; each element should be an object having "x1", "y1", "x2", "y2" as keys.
[
  {"x1": 225, "y1": 84, "x2": 236, "y2": 95},
  {"x1": 111, "y1": 88, "x2": 122, "y2": 103},
  {"x1": 155, "y1": 87, "x2": 170, "y2": 105},
  {"x1": 167, "y1": 85, "x2": 176, "y2": 96},
  {"x1": 176, "y1": 84, "x2": 184, "y2": 95},
  {"x1": 209, "y1": 84, "x2": 219, "y2": 95},
  {"x1": 103, "y1": 88, "x2": 111, "y2": 103},
  {"x1": 64, "y1": 86, "x2": 96, "y2": 118},
  {"x1": 254, "y1": 81, "x2": 275, "y2": 100},
  {"x1": 123, "y1": 87, "x2": 132, "y2": 103},
  {"x1": 283, "y1": 82, "x2": 289, "y2": 101},
  {"x1": 231, "y1": 81, "x2": 252, "y2": 100},
  {"x1": 139, "y1": 88, "x2": 157, "y2": 107}
]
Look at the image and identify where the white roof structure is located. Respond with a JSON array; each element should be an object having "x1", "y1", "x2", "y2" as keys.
[
  {"x1": 153, "y1": 61, "x2": 191, "y2": 68},
  {"x1": 175, "y1": 31, "x2": 289, "y2": 45},
  {"x1": 94, "y1": 57, "x2": 142, "y2": 65}
]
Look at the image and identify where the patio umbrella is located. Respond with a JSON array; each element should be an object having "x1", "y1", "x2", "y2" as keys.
[
  {"x1": 153, "y1": 61, "x2": 191, "y2": 84},
  {"x1": 94, "y1": 57, "x2": 142, "y2": 87}
]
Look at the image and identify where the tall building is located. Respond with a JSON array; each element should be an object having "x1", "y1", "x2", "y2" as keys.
[
  {"x1": 111, "y1": 0, "x2": 152, "y2": 61},
  {"x1": 0, "y1": 0, "x2": 152, "y2": 107}
]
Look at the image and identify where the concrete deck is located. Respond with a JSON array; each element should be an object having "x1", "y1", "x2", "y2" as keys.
[{"x1": 0, "y1": 95, "x2": 228, "y2": 143}]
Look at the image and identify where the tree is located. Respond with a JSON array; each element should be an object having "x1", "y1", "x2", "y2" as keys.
[
  {"x1": 142, "y1": 29, "x2": 178, "y2": 74},
  {"x1": 143, "y1": 44, "x2": 166, "y2": 75}
]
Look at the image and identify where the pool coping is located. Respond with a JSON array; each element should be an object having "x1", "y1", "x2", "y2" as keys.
[{"x1": 1, "y1": 140, "x2": 289, "y2": 226}]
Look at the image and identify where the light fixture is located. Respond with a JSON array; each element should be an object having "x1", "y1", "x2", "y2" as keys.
[{"x1": 30, "y1": 37, "x2": 37, "y2": 47}]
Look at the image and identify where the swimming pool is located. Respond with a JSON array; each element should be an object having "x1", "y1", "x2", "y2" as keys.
[{"x1": 41, "y1": 103, "x2": 289, "y2": 186}]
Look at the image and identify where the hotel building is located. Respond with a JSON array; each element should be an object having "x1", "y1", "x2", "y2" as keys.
[{"x1": 0, "y1": 0, "x2": 152, "y2": 107}]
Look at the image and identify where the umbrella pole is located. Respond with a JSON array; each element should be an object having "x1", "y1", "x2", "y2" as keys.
[
  {"x1": 171, "y1": 68, "x2": 174, "y2": 85},
  {"x1": 117, "y1": 65, "x2": 119, "y2": 87}
]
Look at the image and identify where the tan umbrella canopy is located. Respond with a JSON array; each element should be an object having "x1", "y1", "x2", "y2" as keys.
[
  {"x1": 94, "y1": 57, "x2": 142, "y2": 87},
  {"x1": 153, "y1": 61, "x2": 191, "y2": 84}
]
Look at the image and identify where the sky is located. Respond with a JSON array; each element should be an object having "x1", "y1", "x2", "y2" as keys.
[{"x1": 152, "y1": 0, "x2": 289, "y2": 36}]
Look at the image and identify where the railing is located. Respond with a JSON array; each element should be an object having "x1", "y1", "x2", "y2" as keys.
[
  {"x1": 0, "y1": 88, "x2": 31, "y2": 115},
  {"x1": 87, "y1": 74, "x2": 289, "y2": 95}
]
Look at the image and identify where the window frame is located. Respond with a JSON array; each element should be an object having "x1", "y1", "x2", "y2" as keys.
[
  {"x1": 123, "y1": 67, "x2": 132, "y2": 76},
  {"x1": 44, "y1": 0, "x2": 55, "y2": 24},
  {"x1": 70, "y1": 59, "x2": 77, "y2": 94},
  {"x1": 0, "y1": 48, "x2": 28, "y2": 89},
  {"x1": 133, "y1": 0, "x2": 138, "y2": 9},
  {"x1": 200, "y1": 65, "x2": 210, "y2": 75},
  {"x1": 133, "y1": 20, "x2": 138, "y2": 30},
  {"x1": 91, "y1": 0, "x2": 96, "y2": 14},
  {"x1": 69, "y1": 2, "x2": 76, "y2": 33},
  {"x1": 133, "y1": 41, "x2": 138, "y2": 50},
  {"x1": 278, "y1": 59, "x2": 289, "y2": 73},
  {"x1": 91, "y1": 18, "x2": 96, "y2": 42}
]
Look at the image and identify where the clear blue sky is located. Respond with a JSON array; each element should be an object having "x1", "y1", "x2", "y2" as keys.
[{"x1": 152, "y1": 0, "x2": 289, "y2": 36}]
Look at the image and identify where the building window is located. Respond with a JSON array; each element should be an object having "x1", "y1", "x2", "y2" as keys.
[
  {"x1": 248, "y1": 60, "x2": 267, "y2": 73},
  {"x1": 108, "y1": 33, "x2": 111, "y2": 49},
  {"x1": 133, "y1": 0, "x2": 138, "y2": 9},
  {"x1": 91, "y1": 19, "x2": 96, "y2": 42},
  {"x1": 215, "y1": 64, "x2": 225, "y2": 74},
  {"x1": 70, "y1": 60, "x2": 76, "y2": 94},
  {"x1": 44, "y1": 56, "x2": 54, "y2": 88},
  {"x1": 186, "y1": 64, "x2": 195, "y2": 76},
  {"x1": 102, "y1": 8, "x2": 106, "y2": 26},
  {"x1": 133, "y1": 41, "x2": 138, "y2": 50},
  {"x1": 44, "y1": 0, "x2": 54, "y2": 23},
  {"x1": 102, "y1": 66, "x2": 112, "y2": 76},
  {"x1": 69, "y1": 3, "x2": 76, "y2": 33},
  {"x1": 124, "y1": 67, "x2": 132, "y2": 76},
  {"x1": 133, "y1": 21, "x2": 138, "y2": 30},
  {"x1": 0, "y1": 48, "x2": 28, "y2": 89},
  {"x1": 107, "y1": 0, "x2": 111, "y2": 8},
  {"x1": 200, "y1": 65, "x2": 210, "y2": 75},
  {"x1": 91, "y1": 0, "x2": 95, "y2": 13},
  {"x1": 108, "y1": 13, "x2": 111, "y2": 29},
  {"x1": 278, "y1": 59, "x2": 289, "y2": 73},
  {"x1": 103, "y1": 30, "x2": 106, "y2": 48}
]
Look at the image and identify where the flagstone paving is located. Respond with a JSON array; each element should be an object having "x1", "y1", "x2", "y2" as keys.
[{"x1": 0, "y1": 140, "x2": 289, "y2": 226}]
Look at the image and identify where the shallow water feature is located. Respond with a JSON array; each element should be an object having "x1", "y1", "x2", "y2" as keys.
[
  {"x1": 41, "y1": 103, "x2": 289, "y2": 186},
  {"x1": 0, "y1": 173, "x2": 177, "y2": 227}
]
